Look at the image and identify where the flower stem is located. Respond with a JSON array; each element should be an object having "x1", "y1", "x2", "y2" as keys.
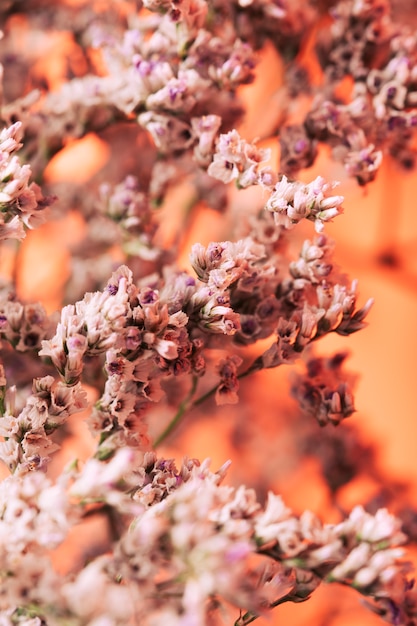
[
  {"x1": 234, "y1": 611, "x2": 258, "y2": 626},
  {"x1": 194, "y1": 357, "x2": 263, "y2": 408},
  {"x1": 154, "y1": 357, "x2": 264, "y2": 447},
  {"x1": 153, "y1": 375, "x2": 198, "y2": 447},
  {"x1": 234, "y1": 593, "x2": 295, "y2": 626}
]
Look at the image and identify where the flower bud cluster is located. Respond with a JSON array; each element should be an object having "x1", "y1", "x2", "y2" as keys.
[
  {"x1": 0, "y1": 298, "x2": 52, "y2": 352},
  {"x1": 0, "y1": 376, "x2": 87, "y2": 473},
  {"x1": 265, "y1": 176, "x2": 344, "y2": 233},
  {"x1": 318, "y1": 0, "x2": 393, "y2": 82},
  {"x1": 291, "y1": 351, "x2": 356, "y2": 426},
  {"x1": 32, "y1": 458, "x2": 417, "y2": 624},
  {"x1": 259, "y1": 234, "x2": 373, "y2": 370},
  {"x1": 208, "y1": 130, "x2": 272, "y2": 188},
  {"x1": 256, "y1": 493, "x2": 415, "y2": 623},
  {"x1": 215, "y1": 354, "x2": 243, "y2": 405},
  {"x1": 0, "y1": 451, "x2": 414, "y2": 624},
  {"x1": 0, "y1": 470, "x2": 73, "y2": 613},
  {"x1": 39, "y1": 267, "x2": 134, "y2": 386},
  {"x1": 97, "y1": 176, "x2": 159, "y2": 260},
  {"x1": 284, "y1": 235, "x2": 373, "y2": 335},
  {"x1": 307, "y1": 0, "x2": 417, "y2": 177},
  {"x1": 0, "y1": 122, "x2": 52, "y2": 240},
  {"x1": 190, "y1": 237, "x2": 281, "y2": 344}
]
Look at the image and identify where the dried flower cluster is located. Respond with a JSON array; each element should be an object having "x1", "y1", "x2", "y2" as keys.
[{"x1": 0, "y1": 1, "x2": 416, "y2": 625}]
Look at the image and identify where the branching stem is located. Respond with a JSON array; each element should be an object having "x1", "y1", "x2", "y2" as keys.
[
  {"x1": 153, "y1": 375, "x2": 199, "y2": 447},
  {"x1": 154, "y1": 356, "x2": 264, "y2": 447}
]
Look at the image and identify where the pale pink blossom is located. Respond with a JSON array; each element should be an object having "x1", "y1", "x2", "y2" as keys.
[
  {"x1": 0, "y1": 122, "x2": 52, "y2": 240},
  {"x1": 266, "y1": 176, "x2": 344, "y2": 232},
  {"x1": 208, "y1": 130, "x2": 271, "y2": 188}
]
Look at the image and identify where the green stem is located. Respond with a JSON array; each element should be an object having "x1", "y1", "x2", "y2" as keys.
[
  {"x1": 0, "y1": 386, "x2": 6, "y2": 417},
  {"x1": 10, "y1": 239, "x2": 22, "y2": 293},
  {"x1": 234, "y1": 593, "x2": 296, "y2": 626},
  {"x1": 154, "y1": 357, "x2": 264, "y2": 447},
  {"x1": 153, "y1": 375, "x2": 198, "y2": 447},
  {"x1": 234, "y1": 611, "x2": 258, "y2": 626},
  {"x1": 194, "y1": 357, "x2": 262, "y2": 408}
]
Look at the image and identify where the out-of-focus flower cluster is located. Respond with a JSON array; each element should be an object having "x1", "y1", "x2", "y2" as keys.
[
  {"x1": 0, "y1": 122, "x2": 53, "y2": 240},
  {"x1": 1, "y1": 454, "x2": 416, "y2": 626},
  {"x1": 291, "y1": 350, "x2": 356, "y2": 426}
]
